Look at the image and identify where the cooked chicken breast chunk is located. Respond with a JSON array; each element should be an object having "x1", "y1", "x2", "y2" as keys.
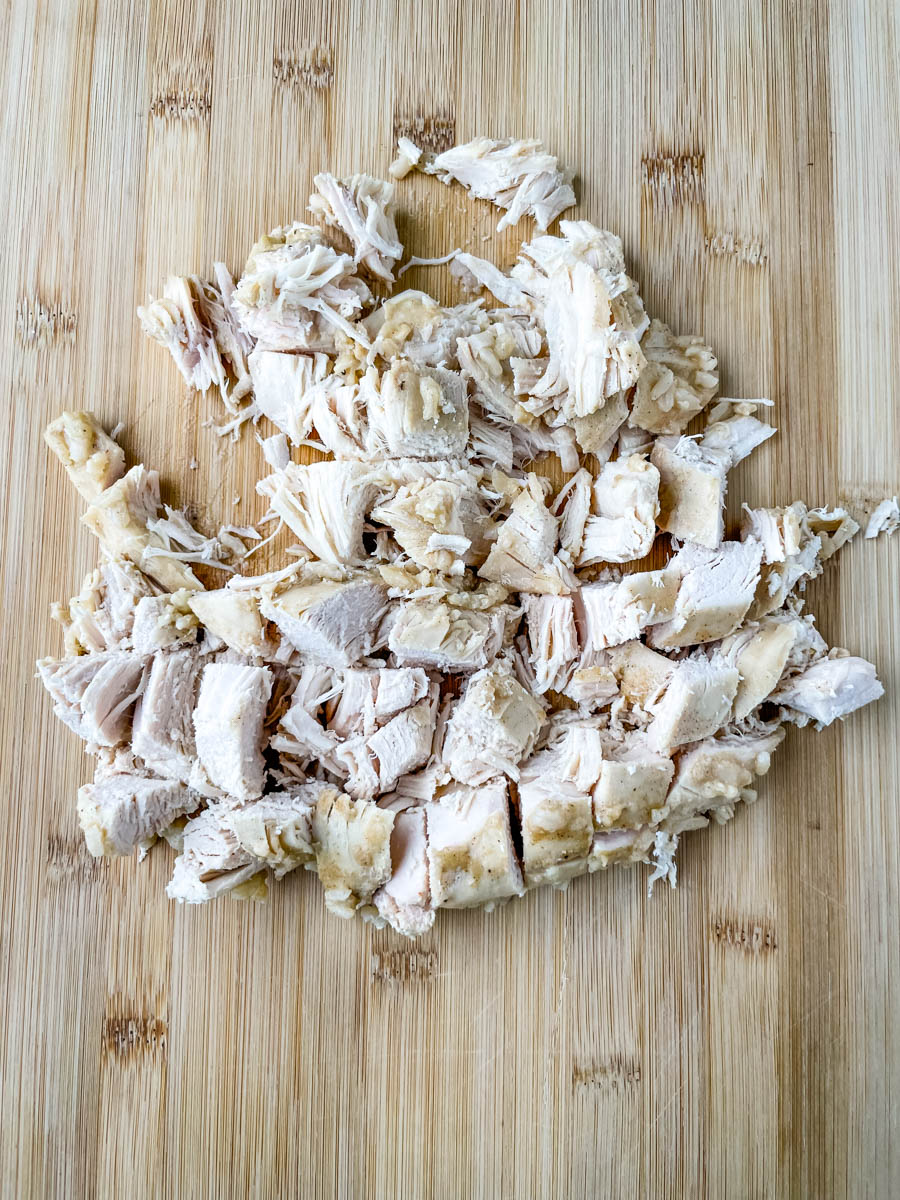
[
  {"x1": 192, "y1": 663, "x2": 273, "y2": 800},
  {"x1": 78, "y1": 772, "x2": 200, "y2": 857},
  {"x1": 426, "y1": 780, "x2": 524, "y2": 907},
  {"x1": 373, "y1": 808, "x2": 435, "y2": 937},
  {"x1": 443, "y1": 662, "x2": 546, "y2": 785},
  {"x1": 44, "y1": 411, "x2": 126, "y2": 501},
  {"x1": 311, "y1": 789, "x2": 394, "y2": 917}
]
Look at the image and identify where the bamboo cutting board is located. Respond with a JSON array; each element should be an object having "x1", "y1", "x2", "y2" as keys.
[{"x1": 1, "y1": 1, "x2": 898, "y2": 1196}]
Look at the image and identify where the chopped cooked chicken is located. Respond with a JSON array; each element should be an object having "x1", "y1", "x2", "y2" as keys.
[
  {"x1": 426, "y1": 779, "x2": 525, "y2": 907},
  {"x1": 188, "y1": 588, "x2": 268, "y2": 656},
  {"x1": 357, "y1": 698, "x2": 435, "y2": 795},
  {"x1": 423, "y1": 137, "x2": 575, "y2": 232},
  {"x1": 605, "y1": 640, "x2": 674, "y2": 706},
  {"x1": 229, "y1": 788, "x2": 320, "y2": 877},
  {"x1": 257, "y1": 460, "x2": 377, "y2": 564},
  {"x1": 646, "y1": 653, "x2": 740, "y2": 752},
  {"x1": 309, "y1": 172, "x2": 403, "y2": 281},
  {"x1": 373, "y1": 807, "x2": 434, "y2": 936},
  {"x1": 132, "y1": 647, "x2": 203, "y2": 783},
  {"x1": 78, "y1": 772, "x2": 199, "y2": 857},
  {"x1": 720, "y1": 617, "x2": 801, "y2": 720},
  {"x1": 260, "y1": 576, "x2": 387, "y2": 666},
  {"x1": 367, "y1": 360, "x2": 469, "y2": 458},
  {"x1": 576, "y1": 567, "x2": 680, "y2": 655},
  {"x1": 371, "y1": 472, "x2": 491, "y2": 574},
  {"x1": 44, "y1": 411, "x2": 125, "y2": 501},
  {"x1": 52, "y1": 556, "x2": 159, "y2": 655},
  {"x1": 588, "y1": 826, "x2": 657, "y2": 872},
  {"x1": 570, "y1": 392, "x2": 630, "y2": 457},
  {"x1": 167, "y1": 806, "x2": 262, "y2": 903},
  {"x1": 248, "y1": 348, "x2": 329, "y2": 443},
  {"x1": 651, "y1": 436, "x2": 728, "y2": 549},
  {"x1": 480, "y1": 475, "x2": 577, "y2": 594},
  {"x1": 37, "y1": 651, "x2": 146, "y2": 747},
  {"x1": 233, "y1": 223, "x2": 372, "y2": 350},
  {"x1": 442, "y1": 662, "x2": 546, "y2": 785},
  {"x1": 457, "y1": 317, "x2": 542, "y2": 426},
  {"x1": 517, "y1": 770, "x2": 593, "y2": 887},
  {"x1": 192, "y1": 663, "x2": 273, "y2": 800},
  {"x1": 578, "y1": 454, "x2": 660, "y2": 565},
  {"x1": 388, "y1": 596, "x2": 513, "y2": 672},
  {"x1": 521, "y1": 594, "x2": 579, "y2": 694},
  {"x1": 865, "y1": 496, "x2": 900, "y2": 539},
  {"x1": 563, "y1": 663, "x2": 619, "y2": 708},
  {"x1": 131, "y1": 591, "x2": 198, "y2": 655},
  {"x1": 629, "y1": 319, "x2": 718, "y2": 434},
  {"x1": 389, "y1": 136, "x2": 422, "y2": 179},
  {"x1": 363, "y1": 290, "x2": 487, "y2": 368},
  {"x1": 592, "y1": 741, "x2": 675, "y2": 830},
  {"x1": 772, "y1": 655, "x2": 883, "y2": 726},
  {"x1": 700, "y1": 411, "x2": 775, "y2": 467},
  {"x1": 648, "y1": 538, "x2": 764, "y2": 649},
  {"x1": 311, "y1": 789, "x2": 394, "y2": 917}
]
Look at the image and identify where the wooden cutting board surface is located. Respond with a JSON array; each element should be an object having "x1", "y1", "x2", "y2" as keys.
[{"x1": 2, "y1": 1, "x2": 898, "y2": 1195}]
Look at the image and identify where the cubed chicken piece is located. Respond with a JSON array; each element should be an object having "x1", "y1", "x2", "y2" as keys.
[
  {"x1": 551, "y1": 725, "x2": 606, "y2": 791},
  {"x1": 311, "y1": 790, "x2": 394, "y2": 918},
  {"x1": 388, "y1": 598, "x2": 511, "y2": 672},
  {"x1": 443, "y1": 663, "x2": 546, "y2": 785},
  {"x1": 53, "y1": 557, "x2": 159, "y2": 655},
  {"x1": 229, "y1": 788, "x2": 319, "y2": 877},
  {"x1": 368, "y1": 361, "x2": 469, "y2": 458},
  {"x1": 363, "y1": 289, "x2": 488, "y2": 369},
  {"x1": 700, "y1": 412, "x2": 775, "y2": 467},
  {"x1": 273, "y1": 693, "x2": 341, "y2": 762},
  {"x1": 259, "y1": 577, "x2": 387, "y2": 667},
  {"x1": 256, "y1": 460, "x2": 377, "y2": 564},
  {"x1": 44, "y1": 410, "x2": 125, "y2": 501},
  {"x1": 865, "y1": 496, "x2": 900, "y2": 539},
  {"x1": 308, "y1": 172, "x2": 403, "y2": 281},
  {"x1": 551, "y1": 468, "x2": 593, "y2": 561},
  {"x1": 373, "y1": 808, "x2": 435, "y2": 937},
  {"x1": 576, "y1": 567, "x2": 680, "y2": 656},
  {"x1": 426, "y1": 780, "x2": 525, "y2": 907},
  {"x1": 646, "y1": 654, "x2": 740, "y2": 752},
  {"x1": 248, "y1": 348, "x2": 329, "y2": 443},
  {"x1": 166, "y1": 807, "x2": 262, "y2": 903},
  {"x1": 720, "y1": 618, "x2": 801, "y2": 720},
  {"x1": 131, "y1": 591, "x2": 198, "y2": 655},
  {"x1": 588, "y1": 826, "x2": 656, "y2": 871},
  {"x1": 629, "y1": 318, "x2": 718, "y2": 434},
  {"x1": 570, "y1": 392, "x2": 629, "y2": 457},
  {"x1": 480, "y1": 475, "x2": 577, "y2": 594},
  {"x1": 192, "y1": 663, "x2": 273, "y2": 801},
  {"x1": 655, "y1": 729, "x2": 785, "y2": 833},
  {"x1": 304, "y1": 372, "x2": 372, "y2": 459},
  {"x1": 424, "y1": 136, "x2": 576, "y2": 232},
  {"x1": 521, "y1": 594, "x2": 579, "y2": 694},
  {"x1": 37, "y1": 651, "x2": 146, "y2": 747},
  {"x1": 518, "y1": 775, "x2": 593, "y2": 887},
  {"x1": 651, "y1": 436, "x2": 728, "y2": 549},
  {"x1": 593, "y1": 747, "x2": 674, "y2": 831},
  {"x1": 578, "y1": 454, "x2": 660, "y2": 565},
  {"x1": 563, "y1": 664, "x2": 620, "y2": 707},
  {"x1": 367, "y1": 700, "x2": 436, "y2": 793},
  {"x1": 605, "y1": 640, "x2": 674, "y2": 705},
  {"x1": 326, "y1": 669, "x2": 383, "y2": 737},
  {"x1": 78, "y1": 773, "x2": 200, "y2": 857},
  {"x1": 132, "y1": 647, "x2": 203, "y2": 783},
  {"x1": 648, "y1": 539, "x2": 764, "y2": 649},
  {"x1": 373, "y1": 667, "x2": 431, "y2": 724},
  {"x1": 82, "y1": 465, "x2": 202, "y2": 592},
  {"x1": 371, "y1": 474, "x2": 491, "y2": 574},
  {"x1": 188, "y1": 588, "x2": 268, "y2": 656},
  {"x1": 772, "y1": 655, "x2": 884, "y2": 726}
]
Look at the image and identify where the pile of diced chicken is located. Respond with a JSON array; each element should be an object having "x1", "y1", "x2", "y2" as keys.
[{"x1": 39, "y1": 137, "x2": 888, "y2": 938}]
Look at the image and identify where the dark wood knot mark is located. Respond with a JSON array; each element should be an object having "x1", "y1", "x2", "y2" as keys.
[
  {"x1": 273, "y1": 48, "x2": 334, "y2": 91},
  {"x1": 149, "y1": 90, "x2": 212, "y2": 121},
  {"x1": 392, "y1": 113, "x2": 457, "y2": 155},
  {"x1": 102, "y1": 1011, "x2": 168, "y2": 1059},
  {"x1": 641, "y1": 151, "x2": 705, "y2": 207},
  {"x1": 705, "y1": 231, "x2": 768, "y2": 267},
  {"x1": 573, "y1": 1055, "x2": 642, "y2": 1089},
  {"x1": 45, "y1": 830, "x2": 102, "y2": 885},
  {"x1": 370, "y1": 949, "x2": 437, "y2": 983},
  {"x1": 16, "y1": 297, "x2": 77, "y2": 347},
  {"x1": 712, "y1": 914, "x2": 777, "y2": 954}
]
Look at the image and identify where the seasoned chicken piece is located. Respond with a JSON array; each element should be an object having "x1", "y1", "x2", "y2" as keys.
[
  {"x1": 517, "y1": 771, "x2": 593, "y2": 887},
  {"x1": 232, "y1": 222, "x2": 372, "y2": 350},
  {"x1": 311, "y1": 789, "x2": 394, "y2": 917},
  {"x1": 772, "y1": 655, "x2": 883, "y2": 726},
  {"x1": 37, "y1": 651, "x2": 145, "y2": 747},
  {"x1": 655, "y1": 729, "x2": 785, "y2": 833},
  {"x1": 363, "y1": 290, "x2": 488, "y2": 369},
  {"x1": 587, "y1": 826, "x2": 656, "y2": 872},
  {"x1": 700, "y1": 411, "x2": 775, "y2": 467},
  {"x1": 44, "y1": 411, "x2": 125, "y2": 501},
  {"x1": 167, "y1": 806, "x2": 262, "y2": 903},
  {"x1": 188, "y1": 588, "x2": 268, "y2": 656},
  {"x1": 367, "y1": 361, "x2": 469, "y2": 458},
  {"x1": 78, "y1": 772, "x2": 199, "y2": 857},
  {"x1": 82, "y1": 466, "x2": 202, "y2": 592},
  {"x1": 426, "y1": 780, "x2": 525, "y2": 907},
  {"x1": 52, "y1": 556, "x2": 159, "y2": 655},
  {"x1": 646, "y1": 654, "x2": 740, "y2": 752},
  {"x1": 192, "y1": 663, "x2": 273, "y2": 801},
  {"x1": 605, "y1": 640, "x2": 675, "y2": 706},
  {"x1": 720, "y1": 618, "x2": 801, "y2": 720},
  {"x1": 576, "y1": 567, "x2": 680, "y2": 655},
  {"x1": 521, "y1": 594, "x2": 579, "y2": 694},
  {"x1": 592, "y1": 740, "x2": 675, "y2": 830},
  {"x1": 388, "y1": 597, "x2": 512, "y2": 672},
  {"x1": 257, "y1": 460, "x2": 377, "y2": 564},
  {"x1": 373, "y1": 808, "x2": 434, "y2": 937},
  {"x1": 570, "y1": 392, "x2": 629, "y2": 457},
  {"x1": 479, "y1": 475, "x2": 577, "y2": 594},
  {"x1": 578, "y1": 454, "x2": 660, "y2": 565},
  {"x1": 229, "y1": 788, "x2": 320, "y2": 877},
  {"x1": 260, "y1": 576, "x2": 387, "y2": 666},
  {"x1": 442, "y1": 662, "x2": 546, "y2": 785},
  {"x1": 865, "y1": 496, "x2": 900, "y2": 539},
  {"x1": 371, "y1": 473, "x2": 491, "y2": 574},
  {"x1": 651, "y1": 436, "x2": 729, "y2": 549},
  {"x1": 424, "y1": 137, "x2": 576, "y2": 232},
  {"x1": 248, "y1": 348, "x2": 329, "y2": 443},
  {"x1": 131, "y1": 647, "x2": 203, "y2": 783},
  {"x1": 648, "y1": 539, "x2": 764, "y2": 649},
  {"x1": 629, "y1": 319, "x2": 718, "y2": 434},
  {"x1": 309, "y1": 172, "x2": 403, "y2": 281},
  {"x1": 131, "y1": 591, "x2": 198, "y2": 655},
  {"x1": 563, "y1": 663, "x2": 619, "y2": 707}
]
